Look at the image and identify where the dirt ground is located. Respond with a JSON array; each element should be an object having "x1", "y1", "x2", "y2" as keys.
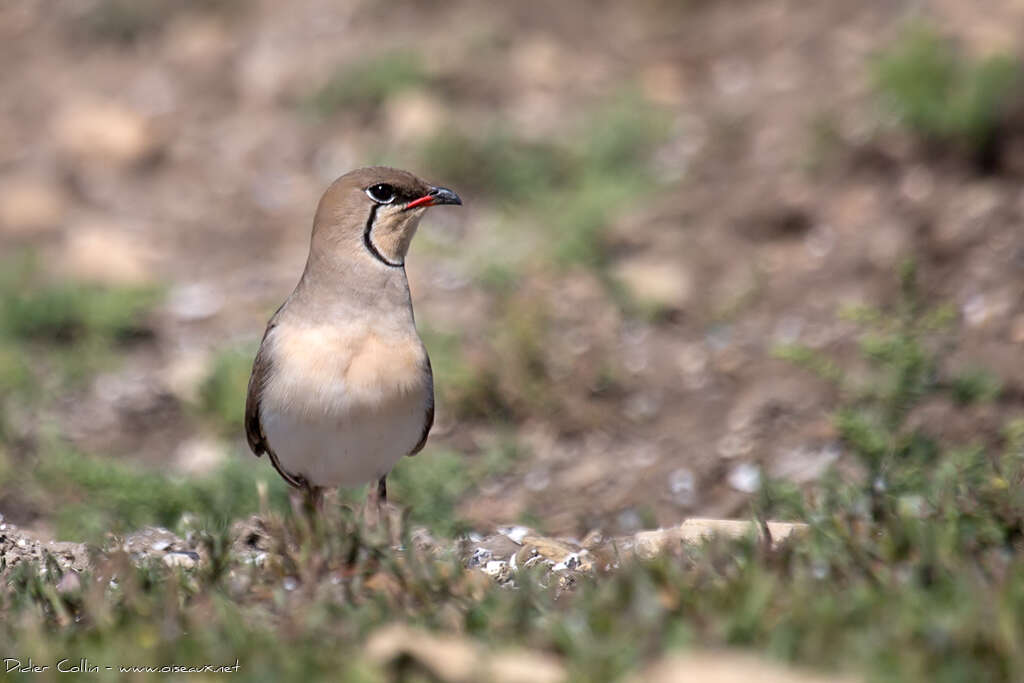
[{"x1": 2, "y1": 0, "x2": 1023, "y2": 538}]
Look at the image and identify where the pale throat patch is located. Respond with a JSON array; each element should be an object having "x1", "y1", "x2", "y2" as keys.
[{"x1": 366, "y1": 206, "x2": 423, "y2": 266}]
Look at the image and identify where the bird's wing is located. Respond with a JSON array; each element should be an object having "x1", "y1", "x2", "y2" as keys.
[
  {"x1": 245, "y1": 320, "x2": 304, "y2": 489},
  {"x1": 244, "y1": 322, "x2": 276, "y2": 458},
  {"x1": 407, "y1": 354, "x2": 434, "y2": 456}
]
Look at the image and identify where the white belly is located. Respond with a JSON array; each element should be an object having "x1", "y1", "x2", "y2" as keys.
[{"x1": 261, "y1": 390, "x2": 426, "y2": 488}]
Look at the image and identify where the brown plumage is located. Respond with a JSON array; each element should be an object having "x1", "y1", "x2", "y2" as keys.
[{"x1": 244, "y1": 167, "x2": 460, "y2": 510}]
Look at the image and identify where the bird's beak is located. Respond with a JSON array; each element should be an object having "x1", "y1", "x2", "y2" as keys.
[{"x1": 405, "y1": 186, "x2": 462, "y2": 210}]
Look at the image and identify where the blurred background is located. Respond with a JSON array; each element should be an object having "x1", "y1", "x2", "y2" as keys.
[{"x1": 1, "y1": 0, "x2": 1022, "y2": 542}]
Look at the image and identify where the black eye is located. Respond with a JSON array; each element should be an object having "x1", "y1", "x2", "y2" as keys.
[{"x1": 366, "y1": 183, "x2": 397, "y2": 204}]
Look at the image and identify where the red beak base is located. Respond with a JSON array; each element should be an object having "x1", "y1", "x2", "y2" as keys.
[
  {"x1": 405, "y1": 195, "x2": 435, "y2": 210},
  {"x1": 405, "y1": 186, "x2": 462, "y2": 211}
]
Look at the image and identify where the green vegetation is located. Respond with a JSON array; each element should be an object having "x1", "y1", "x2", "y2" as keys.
[
  {"x1": 772, "y1": 263, "x2": 1001, "y2": 496},
  {"x1": 419, "y1": 327, "x2": 506, "y2": 420},
  {"x1": 757, "y1": 265, "x2": 1024, "y2": 679},
  {"x1": 5, "y1": 266, "x2": 1022, "y2": 681},
  {"x1": 0, "y1": 345, "x2": 33, "y2": 441},
  {"x1": 0, "y1": 255, "x2": 161, "y2": 437},
  {"x1": 419, "y1": 92, "x2": 671, "y2": 270},
  {"x1": 873, "y1": 26, "x2": 1021, "y2": 165},
  {"x1": 950, "y1": 367, "x2": 1002, "y2": 405},
  {"x1": 0, "y1": 258, "x2": 159, "y2": 351},
  {"x1": 420, "y1": 294, "x2": 558, "y2": 424},
  {"x1": 198, "y1": 346, "x2": 257, "y2": 434},
  {"x1": 390, "y1": 438, "x2": 519, "y2": 536},
  {"x1": 308, "y1": 51, "x2": 430, "y2": 116},
  {"x1": 25, "y1": 444, "x2": 291, "y2": 542}
]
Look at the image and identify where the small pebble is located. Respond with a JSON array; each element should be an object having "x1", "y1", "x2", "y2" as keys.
[
  {"x1": 727, "y1": 463, "x2": 762, "y2": 493},
  {"x1": 551, "y1": 553, "x2": 581, "y2": 572},
  {"x1": 668, "y1": 468, "x2": 696, "y2": 506},
  {"x1": 522, "y1": 553, "x2": 547, "y2": 570},
  {"x1": 524, "y1": 467, "x2": 551, "y2": 492},
  {"x1": 162, "y1": 551, "x2": 199, "y2": 570},
  {"x1": 467, "y1": 548, "x2": 492, "y2": 568},
  {"x1": 498, "y1": 526, "x2": 530, "y2": 545},
  {"x1": 580, "y1": 530, "x2": 604, "y2": 548},
  {"x1": 484, "y1": 560, "x2": 515, "y2": 583}
]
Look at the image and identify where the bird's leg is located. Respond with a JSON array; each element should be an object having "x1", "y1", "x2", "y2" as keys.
[
  {"x1": 367, "y1": 476, "x2": 403, "y2": 546},
  {"x1": 306, "y1": 485, "x2": 325, "y2": 515},
  {"x1": 363, "y1": 476, "x2": 386, "y2": 530},
  {"x1": 289, "y1": 480, "x2": 324, "y2": 537},
  {"x1": 362, "y1": 475, "x2": 389, "y2": 532}
]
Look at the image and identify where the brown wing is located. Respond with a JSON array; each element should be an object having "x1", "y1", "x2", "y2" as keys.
[
  {"x1": 244, "y1": 324, "x2": 275, "y2": 457},
  {"x1": 244, "y1": 318, "x2": 303, "y2": 489},
  {"x1": 408, "y1": 354, "x2": 434, "y2": 456}
]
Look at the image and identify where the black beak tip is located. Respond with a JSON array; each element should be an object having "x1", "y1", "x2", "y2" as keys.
[{"x1": 430, "y1": 186, "x2": 462, "y2": 206}]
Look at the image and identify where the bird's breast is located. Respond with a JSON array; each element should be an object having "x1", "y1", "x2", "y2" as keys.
[{"x1": 262, "y1": 323, "x2": 429, "y2": 421}]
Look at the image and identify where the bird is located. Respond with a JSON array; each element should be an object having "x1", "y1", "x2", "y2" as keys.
[{"x1": 244, "y1": 166, "x2": 461, "y2": 520}]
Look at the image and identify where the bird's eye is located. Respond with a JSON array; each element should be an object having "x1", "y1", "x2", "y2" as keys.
[{"x1": 366, "y1": 183, "x2": 397, "y2": 204}]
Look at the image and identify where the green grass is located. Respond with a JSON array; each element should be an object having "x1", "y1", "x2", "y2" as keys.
[
  {"x1": 949, "y1": 367, "x2": 1002, "y2": 405},
  {"x1": 873, "y1": 25, "x2": 1020, "y2": 166},
  {"x1": 0, "y1": 259, "x2": 159, "y2": 350},
  {"x1": 420, "y1": 293, "x2": 557, "y2": 424},
  {"x1": 546, "y1": 170, "x2": 650, "y2": 269},
  {"x1": 389, "y1": 450, "x2": 470, "y2": 537},
  {"x1": 7, "y1": 426, "x2": 1024, "y2": 683},
  {"x1": 390, "y1": 439, "x2": 521, "y2": 537},
  {"x1": 26, "y1": 442, "x2": 290, "y2": 541},
  {"x1": 198, "y1": 347, "x2": 257, "y2": 434},
  {"x1": 0, "y1": 255, "x2": 162, "y2": 438},
  {"x1": 419, "y1": 326, "x2": 519, "y2": 422},
  {"x1": 771, "y1": 263, "x2": 1003, "y2": 487},
  {"x1": 0, "y1": 344, "x2": 34, "y2": 441},
  {"x1": 307, "y1": 51, "x2": 430, "y2": 117},
  {"x1": 3, "y1": 265, "x2": 1024, "y2": 681}
]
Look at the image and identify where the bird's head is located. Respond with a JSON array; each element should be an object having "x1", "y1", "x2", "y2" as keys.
[{"x1": 311, "y1": 166, "x2": 461, "y2": 268}]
